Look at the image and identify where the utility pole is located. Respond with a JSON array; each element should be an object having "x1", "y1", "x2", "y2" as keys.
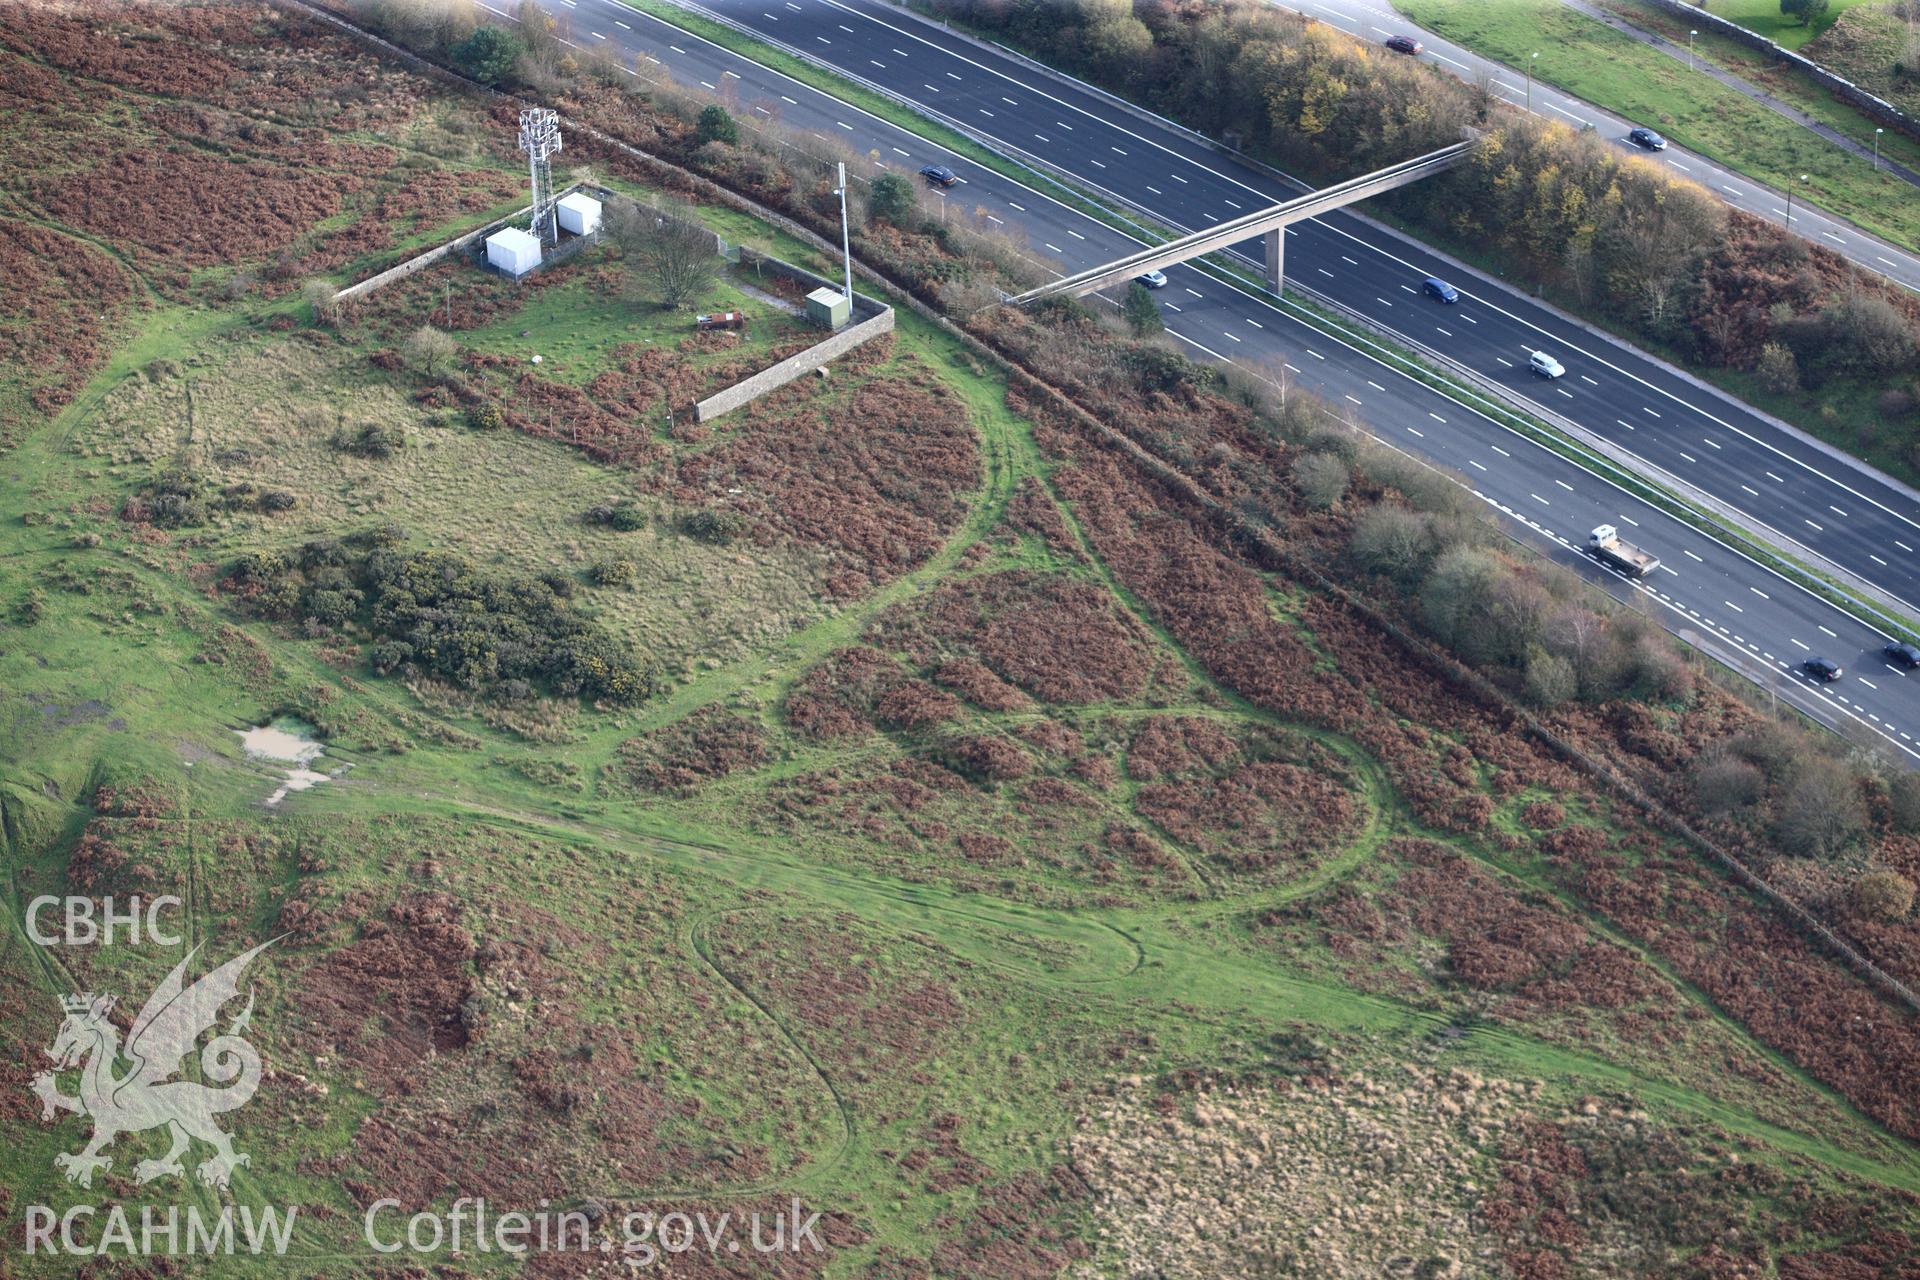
[
  {"x1": 834, "y1": 161, "x2": 853, "y2": 317},
  {"x1": 1687, "y1": 29, "x2": 1697, "y2": 71},
  {"x1": 1875, "y1": 127, "x2": 1884, "y2": 172},
  {"x1": 1783, "y1": 173, "x2": 1809, "y2": 230}
]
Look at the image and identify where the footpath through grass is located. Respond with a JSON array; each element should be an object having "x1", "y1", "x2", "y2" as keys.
[{"x1": 1397, "y1": 0, "x2": 1920, "y2": 254}]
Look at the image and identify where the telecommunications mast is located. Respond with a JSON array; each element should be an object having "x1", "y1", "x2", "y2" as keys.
[{"x1": 518, "y1": 108, "x2": 563, "y2": 245}]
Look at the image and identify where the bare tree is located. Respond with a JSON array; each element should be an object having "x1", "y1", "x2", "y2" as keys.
[
  {"x1": 607, "y1": 197, "x2": 720, "y2": 310},
  {"x1": 405, "y1": 325, "x2": 459, "y2": 379},
  {"x1": 1776, "y1": 757, "x2": 1865, "y2": 859}
]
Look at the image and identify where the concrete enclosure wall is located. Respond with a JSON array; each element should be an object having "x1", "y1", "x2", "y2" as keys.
[
  {"x1": 1636, "y1": 0, "x2": 1920, "y2": 144},
  {"x1": 694, "y1": 248, "x2": 894, "y2": 422},
  {"x1": 694, "y1": 307, "x2": 895, "y2": 422},
  {"x1": 332, "y1": 183, "x2": 606, "y2": 303}
]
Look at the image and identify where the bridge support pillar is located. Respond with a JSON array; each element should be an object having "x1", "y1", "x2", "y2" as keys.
[{"x1": 1264, "y1": 226, "x2": 1284, "y2": 294}]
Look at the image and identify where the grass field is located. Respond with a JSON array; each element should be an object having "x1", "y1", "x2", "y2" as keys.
[
  {"x1": 1397, "y1": 0, "x2": 1920, "y2": 253},
  {"x1": 1697, "y1": 0, "x2": 1874, "y2": 47}
]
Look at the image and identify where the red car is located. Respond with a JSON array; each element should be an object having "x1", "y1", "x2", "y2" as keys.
[{"x1": 1383, "y1": 34, "x2": 1422, "y2": 55}]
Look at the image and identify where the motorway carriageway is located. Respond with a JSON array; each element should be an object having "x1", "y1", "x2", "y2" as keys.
[
  {"x1": 499, "y1": 0, "x2": 1920, "y2": 760},
  {"x1": 1286, "y1": 0, "x2": 1920, "y2": 298},
  {"x1": 707, "y1": 0, "x2": 1920, "y2": 621}
]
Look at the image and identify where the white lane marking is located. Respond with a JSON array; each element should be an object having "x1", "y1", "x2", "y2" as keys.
[
  {"x1": 1429, "y1": 412, "x2": 1447, "y2": 423},
  {"x1": 1872, "y1": 554, "x2": 1889, "y2": 566},
  {"x1": 1246, "y1": 318, "x2": 1263, "y2": 329},
  {"x1": 1751, "y1": 586, "x2": 1770, "y2": 599},
  {"x1": 836, "y1": 121, "x2": 853, "y2": 130},
  {"x1": 1490, "y1": 445, "x2": 1510, "y2": 457},
  {"x1": 1862, "y1": 677, "x2": 1880, "y2": 689},
  {"x1": 1555, "y1": 479, "x2": 1574, "y2": 492},
  {"x1": 1791, "y1": 638, "x2": 1810, "y2": 651},
  {"x1": 1806, "y1": 519, "x2": 1823, "y2": 531},
  {"x1": 1679, "y1": 452, "x2": 1696, "y2": 464},
  {"x1": 1184, "y1": 287, "x2": 1203, "y2": 298},
  {"x1": 1683, "y1": 549, "x2": 1704, "y2": 562},
  {"x1": 1408, "y1": 427, "x2": 1425, "y2": 438},
  {"x1": 1765, "y1": 472, "x2": 1784, "y2": 483},
  {"x1": 1900, "y1": 541, "x2": 1915, "y2": 553},
  {"x1": 1367, "y1": 380, "x2": 1386, "y2": 390},
  {"x1": 1346, "y1": 394, "x2": 1364, "y2": 405},
  {"x1": 1642, "y1": 406, "x2": 1661, "y2": 418},
  {"x1": 781, "y1": 95, "x2": 798, "y2": 104},
  {"x1": 1830, "y1": 505, "x2": 1848, "y2": 517},
  {"x1": 1223, "y1": 331, "x2": 1242, "y2": 342},
  {"x1": 1725, "y1": 601, "x2": 1744, "y2": 613},
  {"x1": 1530, "y1": 493, "x2": 1551, "y2": 506},
  {"x1": 1067, "y1": 229, "x2": 1085, "y2": 239},
  {"x1": 1820, "y1": 625, "x2": 1838, "y2": 638},
  {"x1": 1618, "y1": 515, "x2": 1639, "y2": 526},
  {"x1": 1703, "y1": 439, "x2": 1721, "y2": 450},
  {"x1": 1469, "y1": 460, "x2": 1486, "y2": 471},
  {"x1": 1044, "y1": 243, "x2": 1062, "y2": 253},
  {"x1": 1375, "y1": 297, "x2": 1395, "y2": 307},
  {"x1": 891, "y1": 146, "x2": 909, "y2": 156},
  {"x1": 1435, "y1": 326, "x2": 1452, "y2": 337},
  {"x1": 1741, "y1": 485, "x2": 1758, "y2": 496}
]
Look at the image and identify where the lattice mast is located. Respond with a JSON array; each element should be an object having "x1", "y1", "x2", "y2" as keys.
[{"x1": 518, "y1": 108, "x2": 563, "y2": 245}]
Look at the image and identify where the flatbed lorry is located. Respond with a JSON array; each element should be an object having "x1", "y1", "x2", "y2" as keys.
[{"x1": 1586, "y1": 524, "x2": 1660, "y2": 578}]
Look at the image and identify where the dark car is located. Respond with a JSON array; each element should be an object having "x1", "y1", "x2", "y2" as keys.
[
  {"x1": 1628, "y1": 127, "x2": 1667, "y2": 151},
  {"x1": 1422, "y1": 277, "x2": 1459, "y2": 304},
  {"x1": 918, "y1": 164, "x2": 958, "y2": 188},
  {"x1": 1885, "y1": 641, "x2": 1920, "y2": 668},
  {"x1": 1802, "y1": 656, "x2": 1843, "y2": 683},
  {"x1": 1383, "y1": 34, "x2": 1421, "y2": 55}
]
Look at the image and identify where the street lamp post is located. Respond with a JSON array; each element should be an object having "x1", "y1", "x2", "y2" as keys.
[
  {"x1": 1688, "y1": 29, "x2": 1697, "y2": 71},
  {"x1": 1527, "y1": 51, "x2": 1538, "y2": 114},
  {"x1": 1876, "y1": 127, "x2": 1885, "y2": 172},
  {"x1": 1783, "y1": 172, "x2": 1809, "y2": 230}
]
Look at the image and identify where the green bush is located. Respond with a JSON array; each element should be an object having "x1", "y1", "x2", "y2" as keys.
[
  {"x1": 697, "y1": 104, "x2": 739, "y2": 146},
  {"x1": 590, "y1": 558, "x2": 638, "y2": 588},
  {"x1": 868, "y1": 172, "x2": 918, "y2": 226},
  {"x1": 450, "y1": 26, "x2": 521, "y2": 86},
  {"x1": 680, "y1": 508, "x2": 746, "y2": 545},
  {"x1": 333, "y1": 422, "x2": 406, "y2": 459}
]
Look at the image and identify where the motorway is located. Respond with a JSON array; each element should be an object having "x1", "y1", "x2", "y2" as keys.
[
  {"x1": 1285, "y1": 0, "x2": 1920, "y2": 297},
  {"x1": 500, "y1": 0, "x2": 1920, "y2": 761}
]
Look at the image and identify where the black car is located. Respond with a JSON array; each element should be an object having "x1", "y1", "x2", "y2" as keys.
[
  {"x1": 1383, "y1": 34, "x2": 1421, "y2": 55},
  {"x1": 1886, "y1": 641, "x2": 1920, "y2": 668},
  {"x1": 1802, "y1": 656, "x2": 1843, "y2": 683},
  {"x1": 1628, "y1": 127, "x2": 1667, "y2": 151},
  {"x1": 919, "y1": 164, "x2": 958, "y2": 188}
]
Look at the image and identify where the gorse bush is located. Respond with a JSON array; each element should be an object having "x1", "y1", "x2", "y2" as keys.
[{"x1": 225, "y1": 541, "x2": 655, "y2": 704}]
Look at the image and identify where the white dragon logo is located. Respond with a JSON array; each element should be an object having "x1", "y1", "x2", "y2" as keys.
[{"x1": 30, "y1": 940, "x2": 274, "y2": 1190}]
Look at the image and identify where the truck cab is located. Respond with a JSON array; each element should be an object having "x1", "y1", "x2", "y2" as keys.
[{"x1": 1586, "y1": 524, "x2": 1660, "y2": 578}]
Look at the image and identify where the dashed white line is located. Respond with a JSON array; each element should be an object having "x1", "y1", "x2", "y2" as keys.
[{"x1": 1683, "y1": 549, "x2": 1704, "y2": 562}]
